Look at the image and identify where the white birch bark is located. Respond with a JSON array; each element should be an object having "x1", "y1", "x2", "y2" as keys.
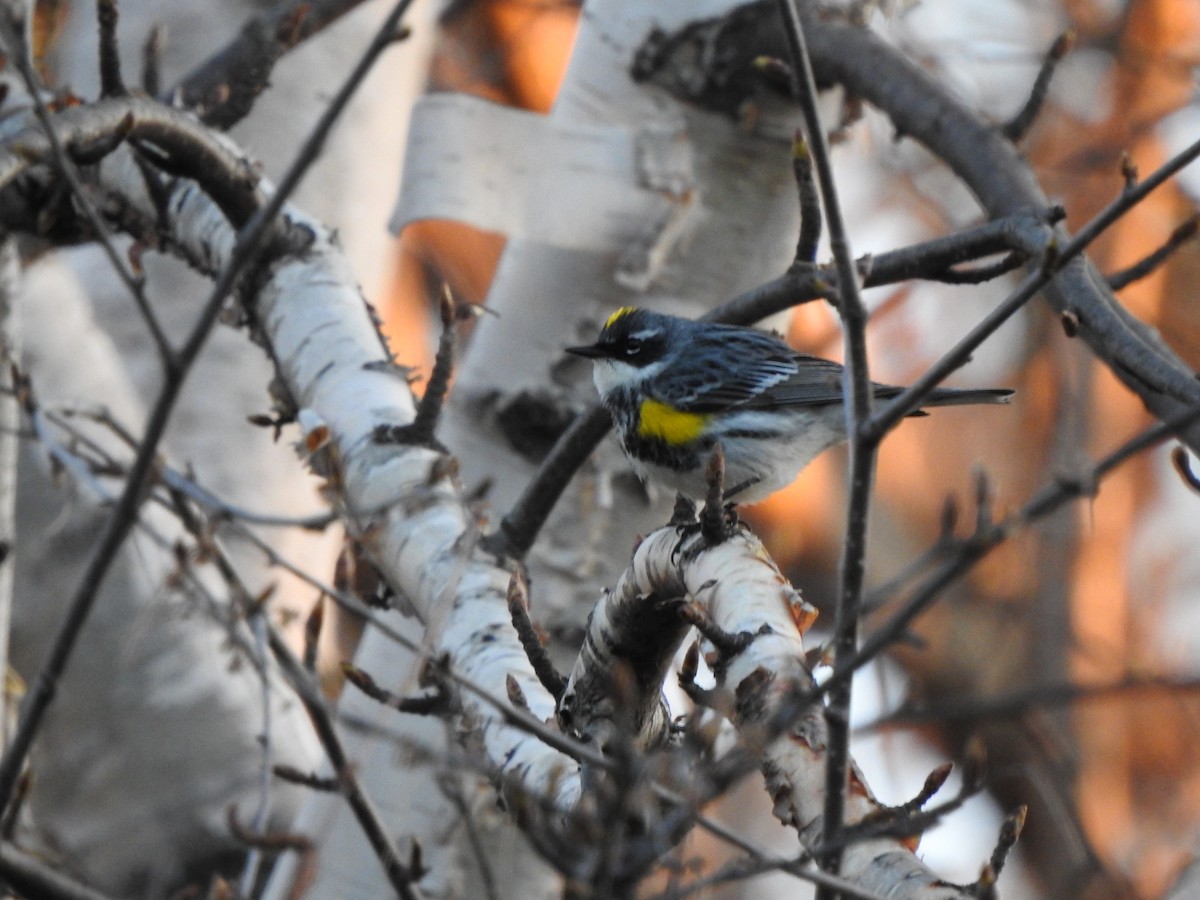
[
  {"x1": 5, "y1": 1, "x2": 426, "y2": 891},
  {"x1": 564, "y1": 525, "x2": 977, "y2": 898}
]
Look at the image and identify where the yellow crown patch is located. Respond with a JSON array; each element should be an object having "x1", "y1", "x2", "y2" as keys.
[{"x1": 604, "y1": 306, "x2": 638, "y2": 330}]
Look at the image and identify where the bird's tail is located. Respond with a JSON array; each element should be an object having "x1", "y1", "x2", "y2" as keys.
[{"x1": 923, "y1": 387, "x2": 1015, "y2": 407}]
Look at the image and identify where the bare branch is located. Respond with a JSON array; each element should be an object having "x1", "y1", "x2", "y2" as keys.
[
  {"x1": 790, "y1": 131, "x2": 821, "y2": 265},
  {"x1": 140, "y1": 24, "x2": 164, "y2": 95},
  {"x1": 375, "y1": 286, "x2": 456, "y2": 449},
  {"x1": 1107, "y1": 216, "x2": 1200, "y2": 291},
  {"x1": 342, "y1": 662, "x2": 450, "y2": 716},
  {"x1": 507, "y1": 569, "x2": 568, "y2": 701},
  {"x1": 273, "y1": 764, "x2": 341, "y2": 792},
  {"x1": 96, "y1": 0, "x2": 126, "y2": 98},
  {"x1": 775, "y1": 3, "x2": 874, "y2": 887},
  {"x1": 168, "y1": 0, "x2": 384, "y2": 129},
  {"x1": 1002, "y1": 31, "x2": 1075, "y2": 142},
  {"x1": 0, "y1": 841, "x2": 116, "y2": 900},
  {"x1": 861, "y1": 674, "x2": 1200, "y2": 732}
]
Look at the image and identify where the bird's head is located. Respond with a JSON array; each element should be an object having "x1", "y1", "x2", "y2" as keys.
[{"x1": 566, "y1": 307, "x2": 676, "y2": 399}]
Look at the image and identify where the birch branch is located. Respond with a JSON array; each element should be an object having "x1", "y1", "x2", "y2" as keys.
[
  {"x1": 561, "y1": 524, "x2": 992, "y2": 896},
  {"x1": 24, "y1": 92, "x2": 589, "y2": 810}
]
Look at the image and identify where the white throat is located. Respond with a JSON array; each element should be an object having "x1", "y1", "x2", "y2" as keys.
[{"x1": 590, "y1": 358, "x2": 640, "y2": 401}]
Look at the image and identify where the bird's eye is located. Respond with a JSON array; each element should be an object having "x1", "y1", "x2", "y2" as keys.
[{"x1": 623, "y1": 338, "x2": 642, "y2": 356}]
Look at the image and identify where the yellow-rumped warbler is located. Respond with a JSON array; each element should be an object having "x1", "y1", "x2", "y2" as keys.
[{"x1": 567, "y1": 307, "x2": 1013, "y2": 503}]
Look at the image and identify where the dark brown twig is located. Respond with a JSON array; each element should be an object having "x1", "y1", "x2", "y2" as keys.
[
  {"x1": 302, "y1": 594, "x2": 324, "y2": 673},
  {"x1": 273, "y1": 764, "x2": 341, "y2": 792},
  {"x1": 776, "y1": 2, "x2": 874, "y2": 889},
  {"x1": 677, "y1": 602, "x2": 752, "y2": 658},
  {"x1": 96, "y1": 0, "x2": 126, "y2": 98},
  {"x1": 0, "y1": 841, "x2": 116, "y2": 900},
  {"x1": 342, "y1": 663, "x2": 450, "y2": 716},
  {"x1": 791, "y1": 131, "x2": 822, "y2": 265},
  {"x1": 506, "y1": 570, "x2": 567, "y2": 700},
  {"x1": 141, "y1": 24, "x2": 164, "y2": 95},
  {"x1": 227, "y1": 806, "x2": 316, "y2": 900},
  {"x1": 699, "y1": 443, "x2": 732, "y2": 545},
  {"x1": 1107, "y1": 216, "x2": 1199, "y2": 291},
  {"x1": 376, "y1": 286, "x2": 455, "y2": 449},
  {"x1": 1002, "y1": 31, "x2": 1075, "y2": 142},
  {"x1": 987, "y1": 806, "x2": 1027, "y2": 882}
]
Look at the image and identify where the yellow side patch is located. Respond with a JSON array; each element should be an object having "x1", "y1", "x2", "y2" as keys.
[
  {"x1": 604, "y1": 306, "x2": 638, "y2": 329},
  {"x1": 638, "y1": 398, "x2": 709, "y2": 445}
]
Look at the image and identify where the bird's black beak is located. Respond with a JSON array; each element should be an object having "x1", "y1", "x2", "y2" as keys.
[{"x1": 565, "y1": 342, "x2": 606, "y2": 359}]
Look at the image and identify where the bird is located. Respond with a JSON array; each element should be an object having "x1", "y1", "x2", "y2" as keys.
[{"x1": 566, "y1": 307, "x2": 1013, "y2": 504}]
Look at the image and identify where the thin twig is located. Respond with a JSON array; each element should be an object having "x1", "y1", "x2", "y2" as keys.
[
  {"x1": 0, "y1": 841, "x2": 116, "y2": 900},
  {"x1": 342, "y1": 662, "x2": 449, "y2": 715},
  {"x1": 1002, "y1": 31, "x2": 1075, "y2": 142},
  {"x1": 791, "y1": 132, "x2": 821, "y2": 265},
  {"x1": 1107, "y1": 216, "x2": 1199, "y2": 291},
  {"x1": 43, "y1": 405, "x2": 335, "y2": 529},
  {"x1": 238, "y1": 609, "x2": 275, "y2": 896},
  {"x1": 226, "y1": 806, "x2": 316, "y2": 900},
  {"x1": 155, "y1": 463, "x2": 335, "y2": 530},
  {"x1": 440, "y1": 774, "x2": 501, "y2": 900},
  {"x1": 96, "y1": 0, "x2": 126, "y2": 98},
  {"x1": 860, "y1": 674, "x2": 1200, "y2": 732},
  {"x1": 302, "y1": 594, "x2": 324, "y2": 672},
  {"x1": 376, "y1": 286, "x2": 455, "y2": 448},
  {"x1": 141, "y1": 24, "x2": 164, "y2": 95},
  {"x1": 169, "y1": 491, "x2": 422, "y2": 898},
  {"x1": 776, "y1": 2, "x2": 873, "y2": 889},
  {"x1": 506, "y1": 569, "x2": 567, "y2": 700},
  {"x1": 273, "y1": 764, "x2": 341, "y2": 791}
]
